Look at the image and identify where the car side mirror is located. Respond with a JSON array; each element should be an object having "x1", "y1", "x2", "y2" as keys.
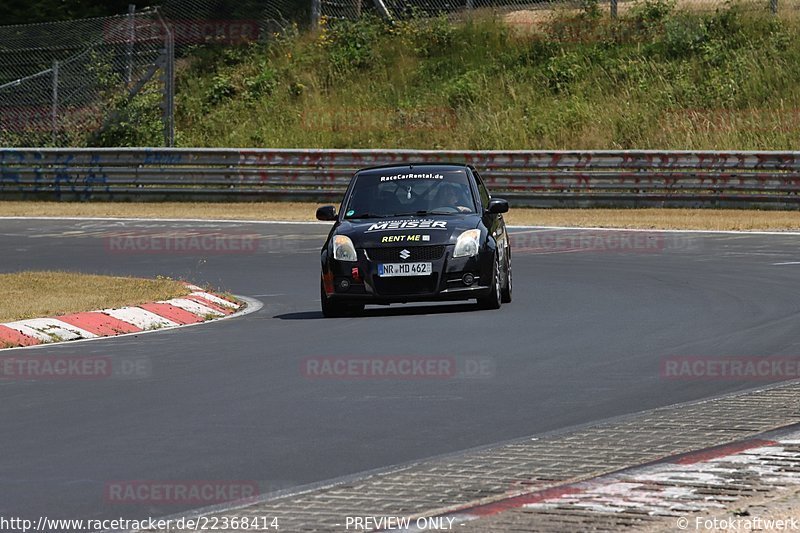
[
  {"x1": 487, "y1": 198, "x2": 509, "y2": 214},
  {"x1": 316, "y1": 205, "x2": 337, "y2": 221}
]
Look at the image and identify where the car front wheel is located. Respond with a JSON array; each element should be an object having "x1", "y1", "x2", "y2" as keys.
[
  {"x1": 321, "y1": 279, "x2": 363, "y2": 318},
  {"x1": 478, "y1": 254, "x2": 502, "y2": 310},
  {"x1": 501, "y1": 249, "x2": 512, "y2": 303}
]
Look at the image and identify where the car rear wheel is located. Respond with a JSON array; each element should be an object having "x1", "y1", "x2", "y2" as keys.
[{"x1": 478, "y1": 254, "x2": 502, "y2": 310}]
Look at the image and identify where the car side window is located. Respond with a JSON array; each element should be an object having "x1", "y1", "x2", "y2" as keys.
[{"x1": 473, "y1": 170, "x2": 490, "y2": 209}]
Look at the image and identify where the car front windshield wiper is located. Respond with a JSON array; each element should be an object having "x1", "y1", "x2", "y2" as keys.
[{"x1": 427, "y1": 210, "x2": 466, "y2": 215}]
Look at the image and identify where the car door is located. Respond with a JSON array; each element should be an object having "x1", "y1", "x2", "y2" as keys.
[{"x1": 472, "y1": 168, "x2": 509, "y2": 269}]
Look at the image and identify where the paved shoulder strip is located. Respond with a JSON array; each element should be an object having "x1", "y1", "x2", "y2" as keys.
[
  {"x1": 141, "y1": 380, "x2": 800, "y2": 533},
  {"x1": 452, "y1": 427, "x2": 800, "y2": 532},
  {"x1": 0, "y1": 284, "x2": 242, "y2": 350}
]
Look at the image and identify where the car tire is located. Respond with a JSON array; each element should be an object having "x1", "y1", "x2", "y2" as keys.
[
  {"x1": 501, "y1": 248, "x2": 512, "y2": 303},
  {"x1": 321, "y1": 279, "x2": 364, "y2": 318},
  {"x1": 478, "y1": 254, "x2": 502, "y2": 310},
  {"x1": 321, "y1": 279, "x2": 347, "y2": 318}
]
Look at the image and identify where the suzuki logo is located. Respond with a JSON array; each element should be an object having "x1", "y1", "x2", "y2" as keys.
[{"x1": 399, "y1": 249, "x2": 411, "y2": 260}]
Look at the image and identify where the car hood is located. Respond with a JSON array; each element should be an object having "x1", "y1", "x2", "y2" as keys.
[{"x1": 338, "y1": 214, "x2": 482, "y2": 248}]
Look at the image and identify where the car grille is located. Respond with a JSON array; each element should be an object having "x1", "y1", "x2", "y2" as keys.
[
  {"x1": 364, "y1": 245, "x2": 446, "y2": 262},
  {"x1": 373, "y1": 274, "x2": 439, "y2": 296}
]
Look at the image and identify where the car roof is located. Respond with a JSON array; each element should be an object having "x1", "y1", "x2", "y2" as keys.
[{"x1": 355, "y1": 163, "x2": 472, "y2": 175}]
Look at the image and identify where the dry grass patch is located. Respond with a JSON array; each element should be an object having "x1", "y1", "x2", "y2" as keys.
[
  {"x1": 0, "y1": 201, "x2": 317, "y2": 222},
  {"x1": 0, "y1": 271, "x2": 190, "y2": 323},
  {"x1": 2, "y1": 201, "x2": 800, "y2": 230},
  {"x1": 506, "y1": 208, "x2": 800, "y2": 231}
]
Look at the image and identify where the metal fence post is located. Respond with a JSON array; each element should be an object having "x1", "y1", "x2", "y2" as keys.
[
  {"x1": 611, "y1": 0, "x2": 618, "y2": 19},
  {"x1": 156, "y1": 9, "x2": 175, "y2": 147},
  {"x1": 51, "y1": 60, "x2": 59, "y2": 146},
  {"x1": 311, "y1": 0, "x2": 321, "y2": 29},
  {"x1": 770, "y1": 0, "x2": 778, "y2": 14},
  {"x1": 125, "y1": 4, "x2": 136, "y2": 85},
  {"x1": 164, "y1": 29, "x2": 175, "y2": 147},
  {"x1": 372, "y1": 0, "x2": 393, "y2": 19}
]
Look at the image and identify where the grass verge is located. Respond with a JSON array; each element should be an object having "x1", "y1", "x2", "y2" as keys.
[
  {"x1": 1, "y1": 201, "x2": 799, "y2": 231},
  {"x1": 0, "y1": 271, "x2": 191, "y2": 323},
  {"x1": 166, "y1": 3, "x2": 800, "y2": 150}
]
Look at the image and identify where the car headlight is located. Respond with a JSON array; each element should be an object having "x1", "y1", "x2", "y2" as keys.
[
  {"x1": 453, "y1": 229, "x2": 481, "y2": 258},
  {"x1": 333, "y1": 235, "x2": 357, "y2": 261}
]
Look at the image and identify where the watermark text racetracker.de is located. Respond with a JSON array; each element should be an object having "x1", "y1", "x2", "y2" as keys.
[
  {"x1": 104, "y1": 231, "x2": 319, "y2": 255},
  {"x1": 0, "y1": 516, "x2": 279, "y2": 532},
  {"x1": 104, "y1": 480, "x2": 260, "y2": 505},
  {"x1": 0, "y1": 106, "x2": 100, "y2": 131},
  {"x1": 0, "y1": 356, "x2": 150, "y2": 380},
  {"x1": 509, "y1": 230, "x2": 699, "y2": 255},
  {"x1": 301, "y1": 356, "x2": 495, "y2": 380},
  {"x1": 103, "y1": 19, "x2": 260, "y2": 45},
  {"x1": 661, "y1": 356, "x2": 800, "y2": 381},
  {"x1": 106, "y1": 231, "x2": 259, "y2": 255}
]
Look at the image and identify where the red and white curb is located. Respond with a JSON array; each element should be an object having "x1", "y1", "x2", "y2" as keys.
[
  {"x1": 406, "y1": 430, "x2": 800, "y2": 531},
  {"x1": 0, "y1": 283, "x2": 250, "y2": 350}
]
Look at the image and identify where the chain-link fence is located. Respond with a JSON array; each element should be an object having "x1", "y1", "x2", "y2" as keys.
[
  {"x1": 0, "y1": 0, "x2": 305, "y2": 148},
  {"x1": 314, "y1": 0, "x2": 798, "y2": 24},
  {"x1": 0, "y1": 9, "x2": 176, "y2": 147}
]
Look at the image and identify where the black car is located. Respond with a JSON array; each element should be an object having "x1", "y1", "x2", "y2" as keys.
[{"x1": 316, "y1": 163, "x2": 512, "y2": 317}]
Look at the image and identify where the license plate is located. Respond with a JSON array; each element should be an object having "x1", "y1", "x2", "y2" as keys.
[{"x1": 378, "y1": 262, "x2": 432, "y2": 277}]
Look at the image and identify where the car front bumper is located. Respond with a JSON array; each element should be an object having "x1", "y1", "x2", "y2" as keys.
[{"x1": 323, "y1": 245, "x2": 495, "y2": 304}]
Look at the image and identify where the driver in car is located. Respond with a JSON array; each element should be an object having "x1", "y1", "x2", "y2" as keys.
[{"x1": 433, "y1": 183, "x2": 472, "y2": 213}]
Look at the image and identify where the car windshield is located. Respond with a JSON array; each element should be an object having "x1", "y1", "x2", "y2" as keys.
[{"x1": 343, "y1": 169, "x2": 477, "y2": 218}]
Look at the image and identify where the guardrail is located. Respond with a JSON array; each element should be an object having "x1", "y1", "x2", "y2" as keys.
[{"x1": 2, "y1": 148, "x2": 800, "y2": 208}]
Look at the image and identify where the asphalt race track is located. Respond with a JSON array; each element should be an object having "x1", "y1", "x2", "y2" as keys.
[{"x1": 2, "y1": 218, "x2": 800, "y2": 523}]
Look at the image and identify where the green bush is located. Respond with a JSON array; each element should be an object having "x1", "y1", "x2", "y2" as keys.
[
  {"x1": 395, "y1": 14, "x2": 455, "y2": 57},
  {"x1": 545, "y1": 53, "x2": 585, "y2": 94},
  {"x1": 631, "y1": 0, "x2": 676, "y2": 30},
  {"x1": 318, "y1": 16, "x2": 385, "y2": 73},
  {"x1": 444, "y1": 72, "x2": 481, "y2": 108},
  {"x1": 94, "y1": 89, "x2": 164, "y2": 147},
  {"x1": 659, "y1": 15, "x2": 709, "y2": 58},
  {"x1": 205, "y1": 73, "x2": 237, "y2": 105},
  {"x1": 245, "y1": 67, "x2": 278, "y2": 100}
]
